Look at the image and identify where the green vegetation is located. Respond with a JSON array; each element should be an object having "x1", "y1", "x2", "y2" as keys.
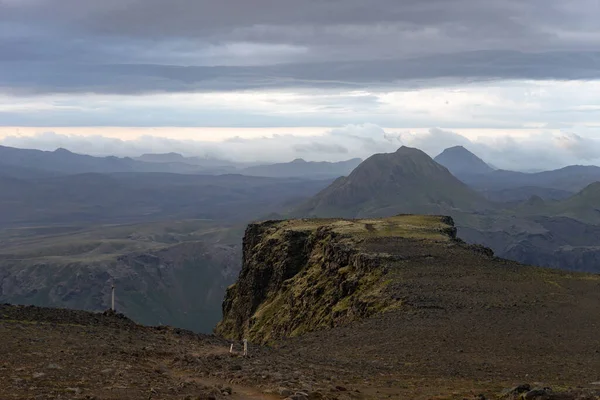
[
  {"x1": 271, "y1": 215, "x2": 455, "y2": 241},
  {"x1": 216, "y1": 215, "x2": 457, "y2": 343}
]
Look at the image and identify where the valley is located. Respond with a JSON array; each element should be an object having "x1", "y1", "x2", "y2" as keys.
[
  {"x1": 2, "y1": 215, "x2": 599, "y2": 399},
  {"x1": 2, "y1": 143, "x2": 600, "y2": 335},
  {"x1": 0, "y1": 219, "x2": 243, "y2": 332}
]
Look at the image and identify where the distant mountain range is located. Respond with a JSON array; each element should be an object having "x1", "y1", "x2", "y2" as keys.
[
  {"x1": 241, "y1": 158, "x2": 363, "y2": 179},
  {"x1": 0, "y1": 146, "x2": 362, "y2": 180}
]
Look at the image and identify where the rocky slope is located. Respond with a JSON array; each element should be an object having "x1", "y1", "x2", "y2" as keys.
[
  {"x1": 216, "y1": 213, "x2": 600, "y2": 384},
  {"x1": 5, "y1": 304, "x2": 600, "y2": 400},
  {"x1": 217, "y1": 215, "x2": 456, "y2": 342},
  {"x1": 3, "y1": 214, "x2": 600, "y2": 399}
]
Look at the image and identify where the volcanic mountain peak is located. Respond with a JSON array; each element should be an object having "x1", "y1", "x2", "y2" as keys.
[
  {"x1": 294, "y1": 146, "x2": 489, "y2": 218},
  {"x1": 434, "y1": 145, "x2": 494, "y2": 176}
]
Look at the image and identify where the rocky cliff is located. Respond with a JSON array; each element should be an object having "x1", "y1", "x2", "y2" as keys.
[{"x1": 216, "y1": 215, "x2": 462, "y2": 342}]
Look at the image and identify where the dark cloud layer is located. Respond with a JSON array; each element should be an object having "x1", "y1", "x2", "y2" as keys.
[{"x1": 1, "y1": 0, "x2": 599, "y2": 94}]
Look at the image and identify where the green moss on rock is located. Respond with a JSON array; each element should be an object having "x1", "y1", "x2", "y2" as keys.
[{"x1": 215, "y1": 215, "x2": 457, "y2": 343}]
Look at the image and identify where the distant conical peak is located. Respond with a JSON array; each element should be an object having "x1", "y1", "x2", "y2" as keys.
[
  {"x1": 291, "y1": 158, "x2": 307, "y2": 163},
  {"x1": 440, "y1": 145, "x2": 475, "y2": 155},
  {"x1": 434, "y1": 145, "x2": 494, "y2": 175}
]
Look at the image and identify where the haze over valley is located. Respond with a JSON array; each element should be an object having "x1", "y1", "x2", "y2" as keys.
[{"x1": 2, "y1": 142, "x2": 600, "y2": 334}]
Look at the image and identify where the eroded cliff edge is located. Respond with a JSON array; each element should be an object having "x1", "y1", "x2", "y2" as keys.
[{"x1": 215, "y1": 215, "x2": 463, "y2": 342}]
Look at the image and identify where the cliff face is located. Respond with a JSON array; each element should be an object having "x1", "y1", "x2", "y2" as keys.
[{"x1": 215, "y1": 215, "x2": 458, "y2": 343}]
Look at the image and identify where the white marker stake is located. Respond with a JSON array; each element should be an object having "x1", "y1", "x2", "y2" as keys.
[
  {"x1": 111, "y1": 284, "x2": 115, "y2": 311},
  {"x1": 243, "y1": 339, "x2": 248, "y2": 357},
  {"x1": 230, "y1": 344, "x2": 234, "y2": 354}
]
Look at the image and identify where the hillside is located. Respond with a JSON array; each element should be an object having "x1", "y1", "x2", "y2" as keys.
[
  {"x1": 434, "y1": 145, "x2": 494, "y2": 176},
  {"x1": 3, "y1": 217, "x2": 600, "y2": 399},
  {"x1": 241, "y1": 158, "x2": 362, "y2": 179},
  {"x1": 294, "y1": 146, "x2": 490, "y2": 218},
  {"x1": 544, "y1": 182, "x2": 600, "y2": 223},
  {"x1": 215, "y1": 215, "x2": 600, "y2": 398}
]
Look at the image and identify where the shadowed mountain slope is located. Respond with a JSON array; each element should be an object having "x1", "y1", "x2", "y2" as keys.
[
  {"x1": 434, "y1": 145, "x2": 494, "y2": 176},
  {"x1": 294, "y1": 146, "x2": 491, "y2": 218}
]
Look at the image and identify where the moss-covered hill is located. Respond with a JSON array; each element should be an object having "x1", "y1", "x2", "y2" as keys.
[
  {"x1": 216, "y1": 214, "x2": 600, "y2": 353},
  {"x1": 216, "y1": 215, "x2": 458, "y2": 343}
]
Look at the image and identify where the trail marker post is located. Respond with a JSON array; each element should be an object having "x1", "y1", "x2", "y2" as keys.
[
  {"x1": 229, "y1": 344, "x2": 234, "y2": 354},
  {"x1": 243, "y1": 339, "x2": 248, "y2": 357},
  {"x1": 111, "y1": 284, "x2": 115, "y2": 311}
]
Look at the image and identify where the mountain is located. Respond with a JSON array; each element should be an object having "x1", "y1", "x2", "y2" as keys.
[
  {"x1": 431, "y1": 146, "x2": 600, "y2": 193},
  {"x1": 291, "y1": 147, "x2": 600, "y2": 274},
  {"x1": 295, "y1": 146, "x2": 490, "y2": 218},
  {"x1": 456, "y1": 183, "x2": 600, "y2": 274},
  {"x1": 0, "y1": 145, "x2": 141, "y2": 174},
  {"x1": 0, "y1": 145, "x2": 241, "y2": 175},
  {"x1": 528, "y1": 182, "x2": 600, "y2": 224},
  {"x1": 459, "y1": 164, "x2": 600, "y2": 192},
  {"x1": 434, "y1": 145, "x2": 494, "y2": 176},
  {"x1": 214, "y1": 216, "x2": 600, "y2": 398},
  {"x1": 241, "y1": 157, "x2": 363, "y2": 179}
]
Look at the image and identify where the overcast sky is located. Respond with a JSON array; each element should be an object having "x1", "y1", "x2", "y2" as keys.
[{"x1": 1, "y1": 0, "x2": 600, "y2": 169}]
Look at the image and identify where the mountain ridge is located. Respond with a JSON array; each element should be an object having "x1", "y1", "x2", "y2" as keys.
[
  {"x1": 295, "y1": 146, "x2": 490, "y2": 218},
  {"x1": 241, "y1": 157, "x2": 362, "y2": 179}
]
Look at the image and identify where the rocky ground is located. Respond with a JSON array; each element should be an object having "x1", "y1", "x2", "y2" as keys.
[{"x1": 1, "y1": 304, "x2": 600, "y2": 400}]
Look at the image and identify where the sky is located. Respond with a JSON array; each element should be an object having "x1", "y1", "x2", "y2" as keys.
[{"x1": 1, "y1": 0, "x2": 600, "y2": 170}]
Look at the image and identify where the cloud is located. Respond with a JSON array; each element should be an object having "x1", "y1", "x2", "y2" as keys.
[
  {"x1": 3, "y1": 125, "x2": 600, "y2": 171},
  {"x1": 2, "y1": 1, "x2": 600, "y2": 141},
  {"x1": 293, "y1": 142, "x2": 349, "y2": 155},
  {"x1": 2, "y1": 1, "x2": 600, "y2": 94},
  {"x1": 3, "y1": 80, "x2": 600, "y2": 130}
]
